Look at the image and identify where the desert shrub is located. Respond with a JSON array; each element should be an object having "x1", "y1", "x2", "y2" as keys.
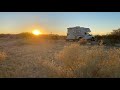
[
  {"x1": 78, "y1": 38, "x2": 87, "y2": 45},
  {"x1": 55, "y1": 43, "x2": 120, "y2": 78},
  {"x1": 103, "y1": 38, "x2": 116, "y2": 46},
  {"x1": 95, "y1": 35, "x2": 105, "y2": 41}
]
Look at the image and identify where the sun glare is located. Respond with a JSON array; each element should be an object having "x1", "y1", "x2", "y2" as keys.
[{"x1": 32, "y1": 29, "x2": 41, "y2": 35}]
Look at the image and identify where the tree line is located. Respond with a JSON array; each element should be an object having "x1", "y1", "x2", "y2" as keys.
[
  {"x1": 0, "y1": 32, "x2": 66, "y2": 40},
  {"x1": 95, "y1": 28, "x2": 120, "y2": 45}
]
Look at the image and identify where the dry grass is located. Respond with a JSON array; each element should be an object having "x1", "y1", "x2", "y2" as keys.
[
  {"x1": 55, "y1": 43, "x2": 120, "y2": 78},
  {"x1": 78, "y1": 38, "x2": 87, "y2": 45},
  {"x1": 0, "y1": 38, "x2": 66, "y2": 78},
  {"x1": 0, "y1": 52, "x2": 7, "y2": 61},
  {"x1": 0, "y1": 38, "x2": 120, "y2": 78}
]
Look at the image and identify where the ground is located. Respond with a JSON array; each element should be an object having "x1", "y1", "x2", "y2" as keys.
[
  {"x1": 0, "y1": 38, "x2": 120, "y2": 78},
  {"x1": 0, "y1": 38, "x2": 70, "y2": 78}
]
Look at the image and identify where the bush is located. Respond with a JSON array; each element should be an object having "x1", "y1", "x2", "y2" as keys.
[
  {"x1": 55, "y1": 43, "x2": 120, "y2": 78},
  {"x1": 78, "y1": 38, "x2": 87, "y2": 45}
]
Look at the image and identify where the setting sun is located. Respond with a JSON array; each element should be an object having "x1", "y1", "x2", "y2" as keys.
[{"x1": 32, "y1": 29, "x2": 41, "y2": 35}]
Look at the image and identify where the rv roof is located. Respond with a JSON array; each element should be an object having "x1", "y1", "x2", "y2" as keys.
[
  {"x1": 67, "y1": 26, "x2": 80, "y2": 29},
  {"x1": 67, "y1": 26, "x2": 90, "y2": 29}
]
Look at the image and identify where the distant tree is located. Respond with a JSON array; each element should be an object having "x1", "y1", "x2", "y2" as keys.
[
  {"x1": 111, "y1": 28, "x2": 120, "y2": 36},
  {"x1": 100, "y1": 28, "x2": 120, "y2": 45}
]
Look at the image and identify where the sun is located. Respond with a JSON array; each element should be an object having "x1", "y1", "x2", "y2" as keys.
[{"x1": 32, "y1": 29, "x2": 41, "y2": 35}]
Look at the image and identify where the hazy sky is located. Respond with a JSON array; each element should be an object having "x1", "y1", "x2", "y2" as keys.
[{"x1": 0, "y1": 12, "x2": 120, "y2": 35}]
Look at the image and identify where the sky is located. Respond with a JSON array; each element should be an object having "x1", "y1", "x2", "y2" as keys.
[{"x1": 0, "y1": 12, "x2": 120, "y2": 35}]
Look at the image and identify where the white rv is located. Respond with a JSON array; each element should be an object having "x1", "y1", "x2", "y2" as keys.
[{"x1": 66, "y1": 26, "x2": 94, "y2": 41}]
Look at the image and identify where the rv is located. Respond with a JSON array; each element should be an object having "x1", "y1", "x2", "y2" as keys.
[{"x1": 66, "y1": 26, "x2": 94, "y2": 41}]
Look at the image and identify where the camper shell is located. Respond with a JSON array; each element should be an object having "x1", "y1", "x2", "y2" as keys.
[{"x1": 66, "y1": 26, "x2": 94, "y2": 41}]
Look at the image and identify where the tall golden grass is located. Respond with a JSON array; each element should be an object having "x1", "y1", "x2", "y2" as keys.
[{"x1": 55, "y1": 43, "x2": 120, "y2": 78}]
